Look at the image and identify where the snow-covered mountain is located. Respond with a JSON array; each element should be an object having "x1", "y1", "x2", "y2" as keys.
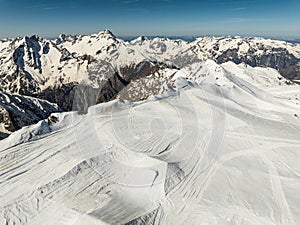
[
  {"x1": 1, "y1": 30, "x2": 300, "y2": 111},
  {"x1": 0, "y1": 59, "x2": 299, "y2": 225},
  {"x1": 0, "y1": 30, "x2": 299, "y2": 135},
  {"x1": 192, "y1": 36, "x2": 300, "y2": 72}
]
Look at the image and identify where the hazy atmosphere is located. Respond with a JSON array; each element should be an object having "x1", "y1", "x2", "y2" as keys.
[{"x1": 0, "y1": 0, "x2": 299, "y2": 38}]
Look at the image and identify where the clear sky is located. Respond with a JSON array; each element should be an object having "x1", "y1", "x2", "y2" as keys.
[{"x1": 0, "y1": 0, "x2": 299, "y2": 39}]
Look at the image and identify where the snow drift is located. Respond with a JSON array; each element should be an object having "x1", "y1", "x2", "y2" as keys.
[{"x1": 0, "y1": 60, "x2": 299, "y2": 225}]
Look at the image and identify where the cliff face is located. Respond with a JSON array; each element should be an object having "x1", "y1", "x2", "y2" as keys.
[{"x1": 0, "y1": 92, "x2": 60, "y2": 139}]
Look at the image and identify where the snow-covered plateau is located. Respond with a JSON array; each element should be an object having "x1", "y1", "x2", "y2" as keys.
[{"x1": 0, "y1": 31, "x2": 300, "y2": 225}]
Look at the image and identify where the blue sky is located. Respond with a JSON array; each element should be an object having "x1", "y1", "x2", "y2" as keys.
[{"x1": 0, "y1": 0, "x2": 299, "y2": 38}]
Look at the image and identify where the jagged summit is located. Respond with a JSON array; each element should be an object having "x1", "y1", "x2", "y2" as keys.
[
  {"x1": 100, "y1": 29, "x2": 116, "y2": 37},
  {"x1": 56, "y1": 29, "x2": 115, "y2": 38},
  {"x1": 96, "y1": 29, "x2": 117, "y2": 41},
  {"x1": 25, "y1": 34, "x2": 42, "y2": 41},
  {"x1": 130, "y1": 35, "x2": 149, "y2": 44},
  {"x1": 136, "y1": 35, "x2": 148, "y2": 41}
]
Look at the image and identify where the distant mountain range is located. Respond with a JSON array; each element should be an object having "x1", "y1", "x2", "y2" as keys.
[
  {"x1": 0, "y1": 29, "x2": 300, "y2": 139},
  {"x1": 121, "y1": 36, "x2": 300, "y2": 44}
]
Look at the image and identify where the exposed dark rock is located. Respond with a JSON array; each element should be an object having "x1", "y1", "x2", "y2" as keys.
[
  {"x1": 117, "y1": 70, "x2": 170, "y2": 102},
  {"x1": 96, "y1": 61, "x2": 166, "y2": 104},
  {"x1": 280, "y1": 62, "x2": 300, "y2": 80},
  {"x1": 95, "y1": 71, "x2": 128, "y2": 104},
  {"x1": 13, "y1": 44, "x2": 25, "y2": 68},
  {"x1": 101, "y1": 29, "x2": 116, "y2": 38},
  {"x1": 119, "y1": 61, "x2": 160, "y2": 82},
  {"x1": 43, "y1": 42, "x2": 50, "y2": 54},
  {"x1": 60, "y1": 48, "x2": 72, "y2": 62},
  {"x1": 36, "y1": 83, "x2": 78, "y2": 111},
  {"x1": 49, "y1": 61, "x2": 165, "y2": 113},
  {"x1": 25, "y1": 35, "x2": 42, "y2": 73},
  {"x1": 79, "y1": 54, "x2": 96, "y2": 64},
  {"x1": 216, "y1": 47, "x2": 300, "y2": 79},
  {"x1": 0, "y1": 68, "x2": 40, "y2": 95},
  {"x1": 0, "y1": 132, "x2": 9, "y2": 140},
  {"x1": 0, "y1": 92, "x2": 60, "y2": 138},
  {"x1": 0, "y1": 106, "x2": 15, "y2": 132},
  {"x1": 47, "y1": 115, "x2": 59, "y2": 124},
  {"x1": 71, "y1": 61, "x2": 156, "y2": 113}
]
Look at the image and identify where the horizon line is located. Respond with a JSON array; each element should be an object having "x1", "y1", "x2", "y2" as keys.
[{"x1": 1, "y1": 29, "x2": 300, "y2": 42}]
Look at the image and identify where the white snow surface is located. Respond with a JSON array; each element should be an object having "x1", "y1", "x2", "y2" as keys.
[{"x1": 0, "y1": 60, "x2": 300, "y2": 225}]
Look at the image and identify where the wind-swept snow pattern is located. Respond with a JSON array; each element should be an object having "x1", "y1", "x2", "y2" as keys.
[{"x1": 0, "y1": 59, "x2": 300, "y2": 225}]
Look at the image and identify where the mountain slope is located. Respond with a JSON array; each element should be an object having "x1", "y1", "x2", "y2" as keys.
[
  {"x1": 0, "y1": 61, "x2": 299, "y2": 225},
  {"x1": 0, "y1": 92, "x2": 60, "y2": 140},
  {"x1": 1, "y1": 31, "x2": 300, "y2": 112}
]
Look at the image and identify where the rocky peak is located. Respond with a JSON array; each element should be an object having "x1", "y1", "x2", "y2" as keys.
[
  {"x1": 103, "y1": 29, "x2": 115, "y2": 36},
  {"x1": 56, "y1": 33, "x2": 79, "y2": 45},
  {"x1": 98, "y1": 29, "x2": 116, "y2": 40},
  {"x1": 131, "y1": 35, "x2": 149, "y2": 45},
  {"x1": 25, "y1": 34, "x2": 41, "y2": 42}
]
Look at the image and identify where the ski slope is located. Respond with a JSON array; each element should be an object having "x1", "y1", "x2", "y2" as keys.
[{"x1": 0, "y1": 61, "x2": 300, "y2": 225}]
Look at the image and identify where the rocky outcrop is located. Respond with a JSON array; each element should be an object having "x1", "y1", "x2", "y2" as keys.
[
  {"x1": 0, "y1": 92, "x2": 60, "y2": 139},
  {"x1": 192, "y1": 36, "x2": 300, "y2": 80},
  {"x1": 60, "y1": 48, "x2": 72, "y2": 62},
  {"x1": 73, "y1": 61, "x2": 164, "y2": 113},
  {"x1": 0, "y1": 106, "x2": 15, "y2": 132},
  {"x1": 216, "y1": 47, "x2": 300, "y2": 78},
  {"x1": 0, "y1": 132, "x2": 9, "y2": 140},
  {"x1": 280, "y1": 62, "x2": 300, "y2": 80},
  {"x1": 36, "y1": 83, "x2": 78, "y2": 111}
]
